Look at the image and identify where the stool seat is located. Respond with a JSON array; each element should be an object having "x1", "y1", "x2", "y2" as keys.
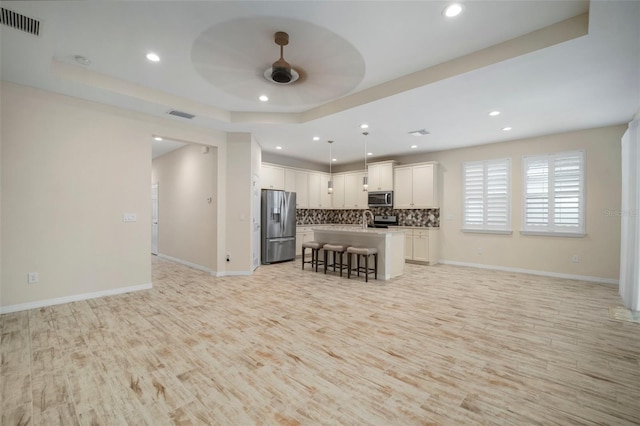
[
  {"x1": 346, "y1": 247, "x2": 378, "y2": 256},
  {"x1": 347, "y1": 246, "x2": 378, "y2": 282},
  {"x1": 323, "y1": 243, "x2": 351, "y2": 276},
  {"x1": 323, "y1": 243, "x2": 349, "y2": 252},
  {"x1": 302, "y1": 241, "x2": 326, "y2": 272},
  {"x1": 302, "y1": 241, "x2": 324, "y2": 250}
]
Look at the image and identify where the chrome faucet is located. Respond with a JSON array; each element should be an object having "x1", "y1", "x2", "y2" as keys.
[{"x1": 362, "y1": 210, "x2": 374, "y2": 229}]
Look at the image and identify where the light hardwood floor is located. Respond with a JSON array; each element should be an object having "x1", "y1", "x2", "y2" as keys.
[{"x1": 2, "y1": 256, "x2": 640, "y2": 425}]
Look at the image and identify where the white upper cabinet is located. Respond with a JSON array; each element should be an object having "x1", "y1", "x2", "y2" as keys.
[
  {"x1": 345, "y1": 172, "x2": 368, "y2": 209},
  {"x1": 367, "y1": 161, "x2": 396, "y2": 192},
  {"x1": 331, "y1": 174, "x2": 346, "y2": 209},
  {"x1": 309, "y1": 172, "x2": 332, "y2": 208},
  {"x1": 394, "y1": 163, "x2": 438, "y2": 208},
  {"x1": 261, "y1": 164, "x2": 285, "y2": 190},
  {"x1": 285, "y1": 169, "x2": 309, "y2": 208}
]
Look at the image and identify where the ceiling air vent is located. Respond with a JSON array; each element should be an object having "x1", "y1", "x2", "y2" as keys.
[
  {"x1": 408, "y1": 129, "x2": 430, "y2": 136},
  {"x1": 167, "y1": 110, "x2": 195, "y2": 120},
  {"x1": 0, "y1": 7, "x2": 40, "y2": 36}
]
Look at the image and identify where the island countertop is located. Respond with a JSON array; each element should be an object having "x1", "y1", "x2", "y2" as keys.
[
  {"x1": 311, "y1": 226, "x2": 405, "y2": 236},
  {"x1": 312, "y1": 227, "x2": 405, "y2": 280}
]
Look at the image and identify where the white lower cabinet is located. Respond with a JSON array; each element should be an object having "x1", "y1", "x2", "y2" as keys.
[
  {"x1": 402, "y1": 228, "x2": 439, "y2": 265},
  {"x1": 295, "y1": 227, "x2": 314, "y2": 256}
]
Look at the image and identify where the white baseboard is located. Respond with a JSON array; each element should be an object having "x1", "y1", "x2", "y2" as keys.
[
  {"x1": 157, "y1": 253, "x2": 211, "y2": 273},
  {"x1": 0, "y1": 283, "x2": 152, "y2": 314},
  {"x1": 438, "y1": 259, "x2": 618, "y2": 285},
  {"x1": 223, "y1": 270, "x2": 253, "y2": 276},
  {"x1": 157, "y1": 254, "x2": 252, "y2": 277}
]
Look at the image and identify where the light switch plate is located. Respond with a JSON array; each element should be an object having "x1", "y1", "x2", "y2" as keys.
[{"x1": 123, "y1": 213, "x2": 137, "y2": 222}]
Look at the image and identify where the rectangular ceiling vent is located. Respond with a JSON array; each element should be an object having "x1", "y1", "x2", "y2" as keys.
[
  {"x1": 0, "y1": 8, "x2": 40, "y2": 36},
  {"x1": 408, "y1": 129, "x2": 430, "y2": 136},
  {"x1": 167, "y1": 110, "x2": 196, "y2": 120}
]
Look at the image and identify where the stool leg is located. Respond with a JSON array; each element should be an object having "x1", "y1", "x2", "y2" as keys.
[
  {"x1": 338, "y1": 252, "x2": 343, "y2": 277},
  {"x1": 333, "y1": 251, "x2": 336, "y2": 272},
  {"x1": 357, "y1": 254, "x2": 361, "y2": 277},
  {"x1": 365, "y1": 254, "x2": 369, "y2": 282},
  {"x1": 324, "y1": 250, "x2": 328, "y2": 274},
  {"x1": 313, "y1": 249, "x2": 318, "y2": 272},
  {"x1": 347, "y1": 253, "x2": 351, "y2": 278},
  {"x1": 374, "y1": 253, "x2": 378, "y2": 280},
  {"x1": 302, "y1": 246, "x2": 306, "y2": 270}
]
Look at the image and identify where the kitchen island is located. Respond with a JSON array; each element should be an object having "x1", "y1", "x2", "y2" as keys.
[{"x1": 312, "y1": 226, "x2": 405, "y2": 280}]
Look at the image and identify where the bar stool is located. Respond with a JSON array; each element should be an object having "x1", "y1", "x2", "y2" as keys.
[
  {"x1": 301, "y1": 241, "x2": 325, "y2": 272},
  {"x1": 347, "y1": 247, "x2": 378, "y2": 282},
  {"x1": 323, "y1": 243, "x2": 351, "y2": 276}
]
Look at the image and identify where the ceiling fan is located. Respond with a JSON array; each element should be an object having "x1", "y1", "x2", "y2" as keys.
[{"x1": 264, "y1": 31, "x2": 299, "y2": 85}]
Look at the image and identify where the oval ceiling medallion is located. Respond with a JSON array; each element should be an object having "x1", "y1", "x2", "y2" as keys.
[{"x1": 191, "y1": 17, "x2": 366, "y2": 107}]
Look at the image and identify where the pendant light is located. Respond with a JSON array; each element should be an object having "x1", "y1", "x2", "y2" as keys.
[
  {"x1": 362, "y1": 131, "x2": 369, "y2": 191},
  {"x1": 327, "y1": 140, "x2": 334, "y2": 194}
]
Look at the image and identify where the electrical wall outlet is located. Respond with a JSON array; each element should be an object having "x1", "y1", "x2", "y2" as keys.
[
  {"x1": 27, "y1": 272, "x2": 39, "y2": 284},
  {"x1": 571, "y1": 255, "x2": 580, "y2": 263},
  {"x1": 226, "y1": 255, "x2": 230, "y2": 262}
]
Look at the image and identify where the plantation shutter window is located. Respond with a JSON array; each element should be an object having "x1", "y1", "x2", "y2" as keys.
[
  {"x1": 462, "y1": 158, "x2": 511, "y2": 233},
  {"x1": 522, "y1": 151, "x2": 585, "y2": 236}
]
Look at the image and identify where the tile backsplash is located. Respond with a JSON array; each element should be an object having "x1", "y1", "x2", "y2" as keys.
[{"x1": 296, "y1": 208, "x2": 439, "y2": 227}]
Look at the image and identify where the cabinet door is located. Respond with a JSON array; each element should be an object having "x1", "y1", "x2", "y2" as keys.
[
  {"x1": 343, "y1": 173, "x2": 360, "y2": 209},
  {"x1": 332, "y1": 174, "x2": 346, "y2": 209},
  {"x1": 355, "y1": 172, "x2": 369, "y2": 209},
  {"x1": 403, "y1": 230, "x2": 413, "y2": 260},
  {"x1": 261, "y1": 164, "x2": 285, "y2": 190},
  {"x1": 394, "y1": 167, "x2": 414, "y2": 208},
  {"x1": 413, "y1": 231, "x2": 430, "y2": 262},
  {"x1": 367, "y1": 164, "x2": 381, "y2": 192},
  {"x1": 295, "y1": 171, "x2": 309, "y2": 208},
  {"x1": 308, "y1": 173, "x2": 321, "y2": 208},
  {"x1": 319, "y1": 174, "x2": 332, "y2": 209},
  {"x1": 284, "y1": 168, "x2": 296, "y2": 192},
  {"x1": 378, "y1": 163, "x2": 394, "y2": 191},
  {"x1": 411, "y1": 164, "x2": 435, "y2": 208}
]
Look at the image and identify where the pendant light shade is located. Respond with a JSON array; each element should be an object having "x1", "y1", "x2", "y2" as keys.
[
  {"x1": 327, "y1": 140, "x2": 334, "y2": 194},
  {"x1": 362, "y1": 131, "x2": 369, "y2": 191}
]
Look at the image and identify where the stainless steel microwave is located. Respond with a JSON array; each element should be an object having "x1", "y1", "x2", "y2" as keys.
[{"x1": 368, "y1": 191, "x2": 393, "y2": 208}]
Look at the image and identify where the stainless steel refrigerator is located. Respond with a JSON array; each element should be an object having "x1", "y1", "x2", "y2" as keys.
[{"x1": 261, "y1": 189, "x2": 296, "y2": 264}]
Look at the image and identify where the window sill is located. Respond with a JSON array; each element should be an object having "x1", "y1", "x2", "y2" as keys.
[
  {"x1": 519, "y1": 230, "x2": 586, "y2": 238},
  {"x1": 461, "y1": 229, "x2": 513, "y2": 235}
]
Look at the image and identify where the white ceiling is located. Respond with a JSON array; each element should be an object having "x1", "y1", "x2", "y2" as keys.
[{"x1": 1, "y1": 1, "x2": 638, "y2": 166}]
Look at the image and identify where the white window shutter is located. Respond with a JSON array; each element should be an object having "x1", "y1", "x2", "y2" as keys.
[
  {"x1": 523, "y1": 151, "x2": 585, "y2": 235},
  {"x1": 463, "y1": 158, "x2": 511, "y2": 232}
]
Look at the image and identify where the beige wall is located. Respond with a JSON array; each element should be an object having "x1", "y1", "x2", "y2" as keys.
[
  {"x1": 151, "y1": 144, "x2": 218, "y2": 270},
  {"x1": 224, "y1": 133, "x2": 261, "y2": 274},
  {"x1": 425, "y1": 125, "x2": 623, "y2": 281},
  {"x1": 1, "y1": 83, "x2": 151, "y2": 308},
  {"x1": 1, "y1": 82, "x2": 230, "y2": 311}
]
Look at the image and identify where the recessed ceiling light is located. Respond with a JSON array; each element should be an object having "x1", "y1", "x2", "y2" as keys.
[
  {"x1": 443, "y1": 3, "x2": 464, "y2": 18},
  {"x1": 313, "y1": 136, "x2": 320, "y2": 141},
  {"x1": 332, "y1": 158, "x2": 337, "y2": 162},
  {"x1": 360, "y1": 124, "x2": 369, "y2": 129},
  {"x1": 276, "y1": 146, "x2": 282, "y2": 150},
  {"x1": 259, "y1": 95, "x2": 269, "y2": 102},
  {"x1": 489, "y1": 111, "x2": 501, "y2": 116},
  {"x1": 146, "y1": 52, "x2": 160, "y2": 62},
  {"x1": 154, "y1": 136, "x2": 163, "y2": 141},
  {"x1": 367, "y1": 152, "x2": 373, "y2": 156},
  {"x1": 410, "y1": 145, "x2": 418, "y2": 149},
  {"x1": 502, "y1": 127, "x2": 512, "y2": 131}
]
